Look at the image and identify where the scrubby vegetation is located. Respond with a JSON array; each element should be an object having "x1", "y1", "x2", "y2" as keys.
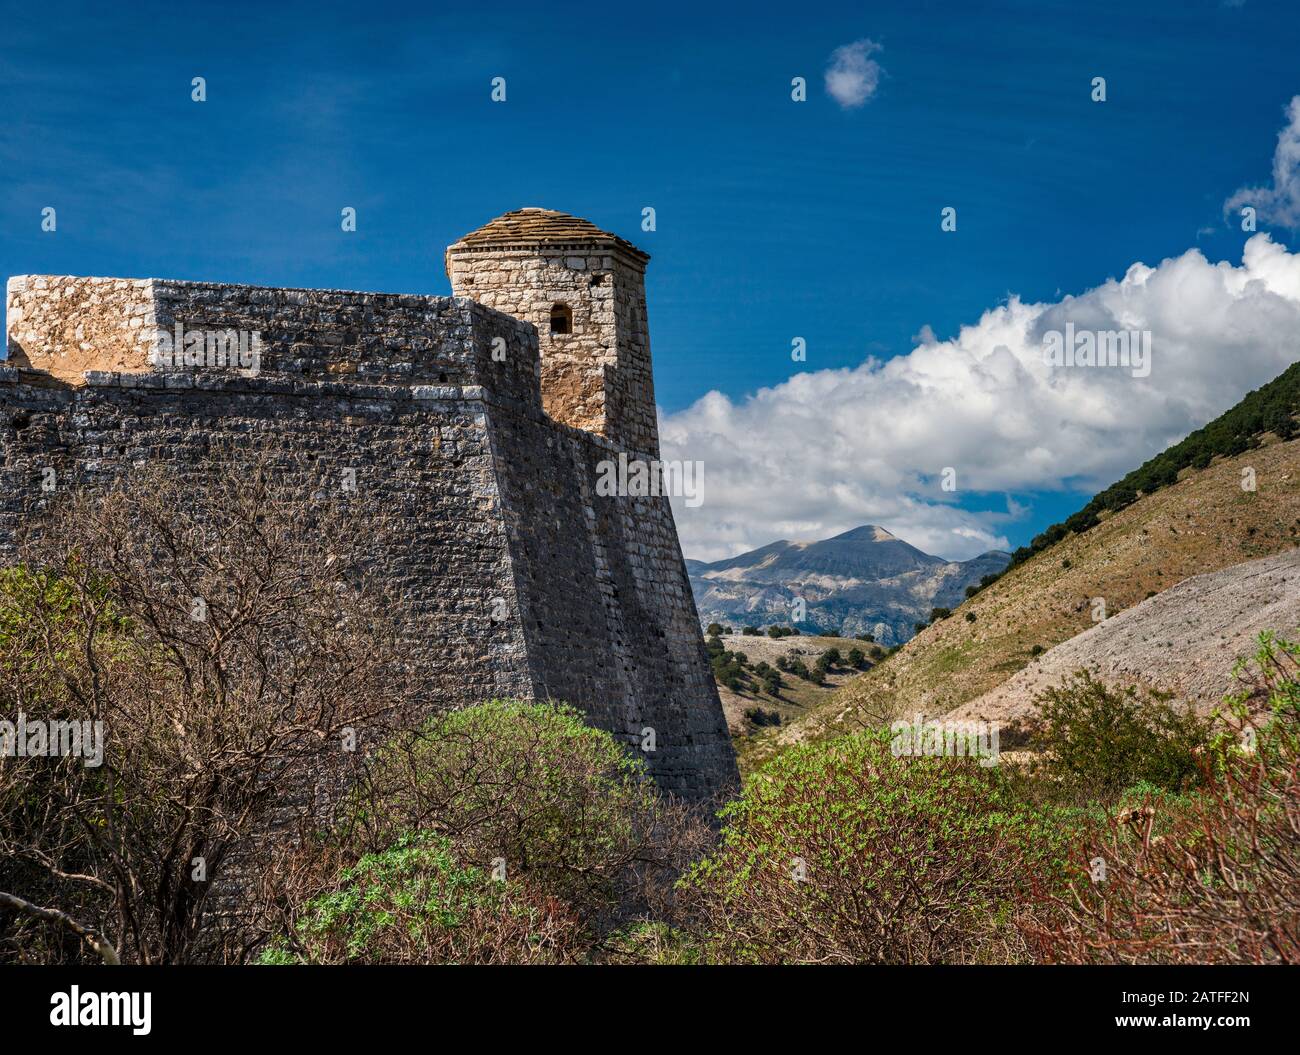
[
  {"x1": 1023, "y1": 672, "x2": 1215, "y2": 797},
  {"x1": 706, "y1": 626, "x2": 859, "y2": 705},
  {"x1": 1021, "y1": 635, "x2": 1300, "y2": 963},
  {"x1": 8, "y1": 619, "x2": 1297, "y2": 964},
  {"x1": 258, "y1": 832, "x2": 583, "y2": 965},
  {"x1": 259, "y1": 700, "x2": 708, "y2": 964},
  {"x1": 0, "y1": 461, "x2": 409, "y2": 965},
  {"x1": 677, "y1": 731, "x2": 1080, "y2": 964},
  {"x1": 4, "y1": 460, "x2": 1296, "y2": 966},
  {"x1": 743, "y1": 706, "x2": 781, "y2": 728},
  {"x1": 685, "y1": 634, "x2": 1300, "y2": 965}
]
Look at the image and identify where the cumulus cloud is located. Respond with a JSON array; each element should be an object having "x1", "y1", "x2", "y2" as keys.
[
  {"x1": 663, "y1": 235, "x2": 1300, "y2": 562},
  {"x1": 824, "y1": 39, "x2": 883, "y2": 109},
  {"x1": 1225, "y1": 96, "x2": 1300, "y2": 229}
]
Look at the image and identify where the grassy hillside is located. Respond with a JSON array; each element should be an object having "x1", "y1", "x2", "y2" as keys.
[
  {"x1": 749, "y1": 430, "x2": 1300, "y2": 765},
  {"x1": 943, "y1": 546, "x2": 1300, "y2": 725}
]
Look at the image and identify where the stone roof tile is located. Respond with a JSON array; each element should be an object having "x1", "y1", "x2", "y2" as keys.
[{"x1": 449, "y1": 208, "x2": 648, "y2": 261}]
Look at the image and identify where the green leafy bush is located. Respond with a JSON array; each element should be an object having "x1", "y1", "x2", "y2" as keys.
[
  {"x1": 354, "y1": 700, "x2": 678, "y2": 920},
  {"x1": 1028, "y1": 671, "x2": 1215, "y2": 797},
  {"x1": 679, "y1": 732, "x2": 1078, "y2": 964},
  {"x1": 263, "y1": 700, "x2": 708, "y2": 964},
  {"x1": 260, "y1": 831, "x2": 580, "y2": 964}
]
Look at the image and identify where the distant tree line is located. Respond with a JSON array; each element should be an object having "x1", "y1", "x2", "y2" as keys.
[{"x1": 703, "y1": 625, "x2": 875, "y2": 699}]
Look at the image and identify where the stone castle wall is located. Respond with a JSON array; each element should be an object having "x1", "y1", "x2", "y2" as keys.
[
  {"x1": 6, "y1": 275, "x2": 543, "y2": 398},
  {"x1": 0, "y1": 277, "x2": 736, "y2": 800}
]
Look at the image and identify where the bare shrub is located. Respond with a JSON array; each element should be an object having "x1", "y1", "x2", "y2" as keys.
[{"x1": 0, "y1": 459, "x2": 414, "y2": 964}]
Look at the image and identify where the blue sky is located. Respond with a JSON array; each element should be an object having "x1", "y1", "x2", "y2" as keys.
[{"x1": 4, "y1": 0, "x2": 1300, "y2": 559}]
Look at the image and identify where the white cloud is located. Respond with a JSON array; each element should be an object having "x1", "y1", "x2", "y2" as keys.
[
  {"x1": 663, "y1": 235, "x2": 1300, "y2": 562},
  {"x1": 1225, "y1": 96, "x2": 1300, "y2": 229},
  {"x1": 824, "y1": 39, "x2": 883, "y2": 109}
]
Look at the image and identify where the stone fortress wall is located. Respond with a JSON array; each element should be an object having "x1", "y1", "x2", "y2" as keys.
[{"x1": 0, "y1": 210, "x2": 738, "y2": 801}]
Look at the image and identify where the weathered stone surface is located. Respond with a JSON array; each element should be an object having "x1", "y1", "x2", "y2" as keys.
[
  {"x1": 0, "y1": 212, "x2": 737, "y2": 801},
  {"x1": 5, "y1": 275, "x2": 157, "y2": 380}
]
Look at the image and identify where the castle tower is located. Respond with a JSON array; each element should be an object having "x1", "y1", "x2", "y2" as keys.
[{"x1": 446, "y1": 208, "x2": 660, "y2": 456}]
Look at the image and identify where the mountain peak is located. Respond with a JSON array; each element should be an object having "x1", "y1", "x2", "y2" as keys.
[{"x1": 827, "y1": 524, "x2": 898, "y2": 543}]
